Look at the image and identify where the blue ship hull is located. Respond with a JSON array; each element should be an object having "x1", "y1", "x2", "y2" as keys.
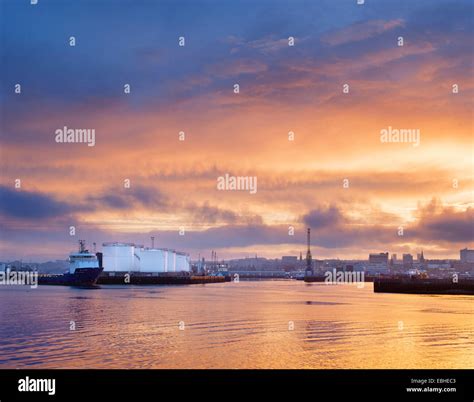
[{"x1": 38, "y1": 267, "x2": 103, "y2": 287}]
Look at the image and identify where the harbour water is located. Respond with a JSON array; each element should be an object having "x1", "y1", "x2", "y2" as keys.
[{"x1": 0, "y1": 281, "x2": 472, "y2": 369}]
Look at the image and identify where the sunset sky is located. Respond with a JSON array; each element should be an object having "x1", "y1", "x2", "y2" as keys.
[{"x1": 1, "y1": 0, "x2": 473, "y2": 261}]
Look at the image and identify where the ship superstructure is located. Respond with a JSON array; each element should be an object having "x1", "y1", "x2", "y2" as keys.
[{"x1": 38, "y1": 240, "x2": 103, "y2": 286}]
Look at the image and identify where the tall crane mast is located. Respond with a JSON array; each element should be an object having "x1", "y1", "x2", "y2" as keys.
[{"x1": 305, "y1": 228, "x2": 313, "y2": 276}]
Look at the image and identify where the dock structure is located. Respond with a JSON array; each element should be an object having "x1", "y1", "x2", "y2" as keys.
[
  {"x1": 374, "y1": 278, "x2": 474, "y2": 295},
  {"x1": 97, "y1": 272, "x2": 229, "y2": 285}
]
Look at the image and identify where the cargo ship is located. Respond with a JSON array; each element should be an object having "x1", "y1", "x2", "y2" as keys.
[{"x1": 38, "y1": 240, "x2": 103, "y2": 287}]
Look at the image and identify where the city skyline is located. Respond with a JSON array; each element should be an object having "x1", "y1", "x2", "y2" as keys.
[
  {"x1": 1, "y1": 0, "x2": 473, "y2": 261},
  {"x1": 1, "y1": 241, "x2": 471, "y2": 265}
]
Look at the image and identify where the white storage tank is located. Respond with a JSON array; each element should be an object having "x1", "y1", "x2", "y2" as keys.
[
  {"x1": 139, "y1": 248, "x2": 167, "y2": 272},
  {"x1": 102, "y1": 243, "x2": 136, "y2": 272},
  {"x1": 133, "y1": 246, "x2": 142, "y2": 270},
  {"x1": 167, "y1": 250, "x2": 176, "y2": 272},
  {"x1": 175, "y1": 252, "x2": 190, "y2": 272}
]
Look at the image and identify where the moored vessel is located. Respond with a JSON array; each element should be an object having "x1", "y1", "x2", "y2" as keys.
[{"x1": 38, "y1": 240, "x2": 103, "y2": 287}]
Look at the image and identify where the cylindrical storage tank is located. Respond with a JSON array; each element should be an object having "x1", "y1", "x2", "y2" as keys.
[
  {"x1": 139, "y1": 249, "x2": 167, "y2": 273},
  {"x1": 134, "y1": 247, "x2": 143, "y2": 271},
  {"x1": 175, "y1": 253, "x2": 190, "y2": 272},
  {"x1": 167, "y1": 250, "x2": 176, "y2": 273},
  {"x1": 102, "y1": 243, "x2": 135, "y2": 272}
]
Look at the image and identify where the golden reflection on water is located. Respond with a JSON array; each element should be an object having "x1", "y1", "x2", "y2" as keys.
[{"x1": 0, "y1": 281, "x2": 472, "y2": 368}]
